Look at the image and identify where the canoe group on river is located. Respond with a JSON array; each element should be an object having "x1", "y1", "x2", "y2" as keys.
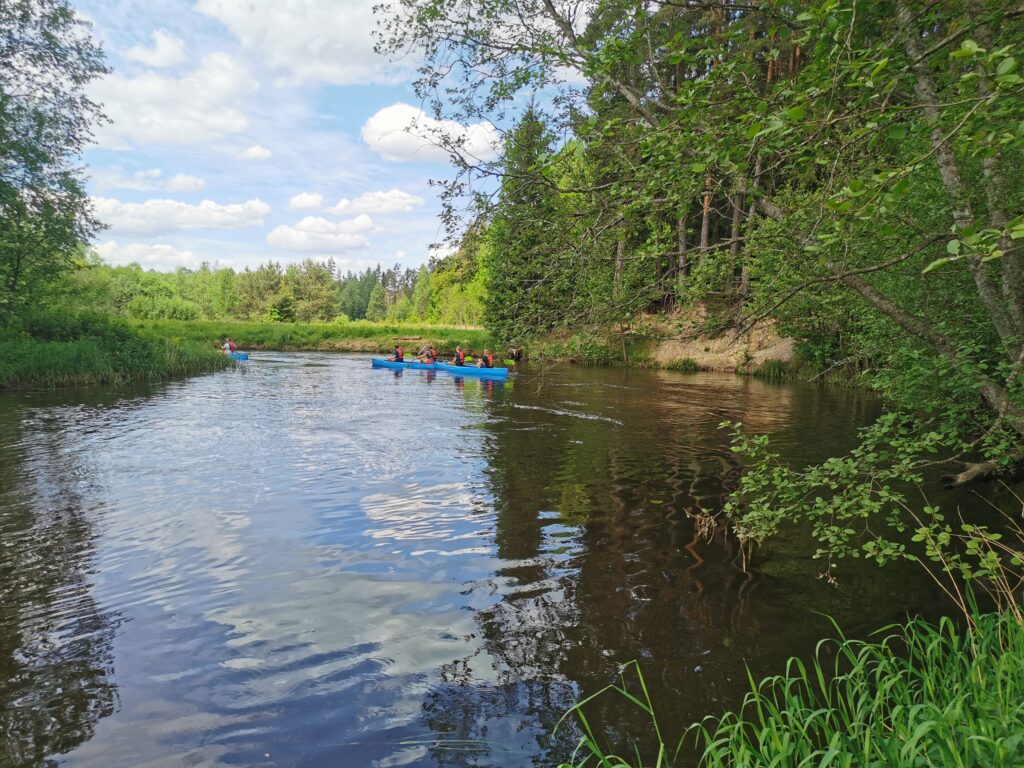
[{"x1": 393, "y1": 344, "x2": 496, "y2": 368}]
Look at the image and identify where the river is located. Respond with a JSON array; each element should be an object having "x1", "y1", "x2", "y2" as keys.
[{"x1": 0, "y1": 353, "x2": 948, "y2": 767}]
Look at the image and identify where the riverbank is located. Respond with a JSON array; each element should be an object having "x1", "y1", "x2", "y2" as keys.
[
  {"x1": 0, "y1": 311, "x2": 231, "y2": 389},
  {"x1": 562, "y1": 609, "x2": 1024, "y2": 767},
  {"x1": 530, "y1": 313, "x2": 803, "y2": 378},
  {"x1": 130, "y1": 319, "x2": 491, "y2": 354}
]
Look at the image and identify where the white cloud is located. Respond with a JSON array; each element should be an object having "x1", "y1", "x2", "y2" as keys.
[
  {"x1": 94, "y1": 241, "x2": 201, "y2": 270},
  {"x1": 240, "y1": 144, "x2": 272, "y2": 161},
  {"x1": 91, "y1": 168, "x2": 208, "y2": 193},
  {"x1": 91, "y1": 52, "x2": 258, "y2": 147},
  {"x1": 329, "y1": 188, "x2": 424, "y2": 215},
  {"x1": 195, "y1": 0, "x2": 408, "y2": 86},
  {"x1": 164, "y1": 173, "x2": 207, "y2": 192},
  {"x1": 361, "y1": 103, "x2": 499, "y2": 163},
  {"x1": 288, "y1": 192, "x2": 324, "y2": 210},
  {"x1": 93, "y1": 196, "x2": 271, "y2": 235},
  {"x1": 267, "y1": 214, "x2": 374, "y2": 253},
  {"x1": 91, "y1": 167, "x2": 163, "y2": 191},
  {"x1": 124, "y1": 29, "x2": 187, "y2": 68}
]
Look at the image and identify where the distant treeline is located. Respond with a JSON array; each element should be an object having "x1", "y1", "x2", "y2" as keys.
[{"x1": 53, "y1": 244, "x2": 487, "y2": 325}]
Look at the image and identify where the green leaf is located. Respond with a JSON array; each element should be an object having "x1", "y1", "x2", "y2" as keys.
[
  {"x1": 923, "y1": 257, "x2": 951, "y2": 274},
  {"x1": 997, "y1": 56, "x2": 1017, "y2": 76},
  {"x1": 786, "y1": 105, "x2": 807, "y2": 122},
  {"x1": 946, "y1": 239, "x2": 961, "y2": 255}
]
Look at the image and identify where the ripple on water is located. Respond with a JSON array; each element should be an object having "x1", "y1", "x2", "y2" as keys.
[{"x1": 0, "y1": 356, "x2": 944, "y2": 768}]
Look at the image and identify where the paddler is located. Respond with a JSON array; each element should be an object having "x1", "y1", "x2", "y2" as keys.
[
  {"x1": 221, "y1": 337, "x2": 237, "y2": 354},
  {"x1": 477, "y1": 349, "x2": 494, "y2": 368},
  {"x1": 451, "y1": 346, "x2": 466, "y2": 366},
  {"x1": 416, "y1": 345, "x2": 437, "y2": 364},
  {"x1": 392, "y1": 344, "x2": 404, "y2": 362}
]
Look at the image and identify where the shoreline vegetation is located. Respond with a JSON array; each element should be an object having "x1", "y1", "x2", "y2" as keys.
[
  {"x1": 560, "y1": 609, "x2": 1024, "y2": 768},
  {"x1": 1, "y1": 314, "x2": 814, "y2": 391}
]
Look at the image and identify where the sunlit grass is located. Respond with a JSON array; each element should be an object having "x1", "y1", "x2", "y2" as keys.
[
  {"x1": 557, "y1": 610, "x2": 1024, "y2": 768},
  {"x1": 129, "y1": 318, "x2": 492, "y2": 354}
]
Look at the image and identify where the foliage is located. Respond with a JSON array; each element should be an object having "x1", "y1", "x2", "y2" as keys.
[
  {"x1": 50, "y1": 255, "x2": 491, "y2": 327},
  {"x1": 0, "y1": 309, "x2": 229, "y2": 388},
  {"x1": 0, "y1": 0, "x2": 107, "y2": 311},
  {"x1": 557, "y1": 610, "x2": 1024, "y2": 768}
]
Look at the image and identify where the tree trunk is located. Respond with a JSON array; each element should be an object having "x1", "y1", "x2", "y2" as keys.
[
  {"x1": 614, "y1": 233, "x2": 625, "y2": 301},
  {"x1": 678, "y1": 213, "x2": 689, "y2": 278},
  {"x1": 729, "y1": 183, "x2": 744, "y2": 296},
  {"x1": 896, "y1": 0, "x2": 1018, "y2": 353},
  {"x1": 699, "y1": 174, "x2": 712, "y2": 260}
]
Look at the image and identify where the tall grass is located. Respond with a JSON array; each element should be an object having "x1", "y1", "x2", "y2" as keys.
[
  {"x1": 0, "y1": 310, "x2": 231, "y2": 389},
  {"x1": 557, "y1": 610, "x2": 1024, "y2": 768},
  {"x1": 129, "y1": 318, "x2": 492, "y2": 353}
]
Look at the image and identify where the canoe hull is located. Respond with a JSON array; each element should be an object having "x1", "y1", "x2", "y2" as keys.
[
  {"x1": 371, "y1": 358, "x2": 508, "y2": 379},
  {"x1": 436, "y1": 362, "x2": 508, "y2": 380},
  {"x1": 227, "y1": 352, "x2": 249, "y2": 361}
]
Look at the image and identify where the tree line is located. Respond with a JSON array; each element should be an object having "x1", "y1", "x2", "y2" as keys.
[{"x1": 53, "y1": 246, "x2": 486, "y2": 325}]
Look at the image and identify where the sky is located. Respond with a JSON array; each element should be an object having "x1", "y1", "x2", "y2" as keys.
[{"x1": 75, "y1": 0, "x2": 500, "y2": 273}]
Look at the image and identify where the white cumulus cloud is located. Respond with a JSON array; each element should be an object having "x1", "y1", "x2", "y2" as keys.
[
  {"x1": 195, "y1": 0, "x2": 408, "y2": 86},
  {"x1": 164, "y1": 174, "x2": 207, "y2": 192},
  {"x1": 124, "y1": 29, "x2": 187, "y2": 68},
  {"x1": 267, "y1": 214, "x2": 374, "y2": 253},
  {"x1": 91, "y1": 167, "x2": 163, "y2": 191},
  {"x1": 240, "y1": 144, "x2": 272, "y2": 161},
  {"x1": 91, "y1": 52, "x2": 258, "y2": 147},
  {"x1": 328, "y1": 188, "x2": 424, "y2": 215},
  {"x1": 91, "y1": 168, "x2": 208, "y2": 193},
  {"x1": 361, "y1": 103, "x2": 499, "y2": 164},
  {"x1": 94, "y1": 241, "x2": 201, "y2": 270},
  {"x1": 93, "y1": 196, "x2": 271, "y2": 235},
  {"x1": 288, "y1": 192, "x2": 324, "y2": 210}
]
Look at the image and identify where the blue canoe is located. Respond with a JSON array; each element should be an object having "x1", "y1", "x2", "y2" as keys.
[
  {"x1": 227, "y1": 351, "x2": 249, "y2": 361},
  {"x1": 371, "y1": 358, "x2": 509, "y2": 380}
]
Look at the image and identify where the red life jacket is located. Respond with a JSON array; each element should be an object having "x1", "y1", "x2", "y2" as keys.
[
  {"x1": 229, "y1": 341, "x2": 236, "y2": 351},
  {"x1": 394, "y1": 347, "x2": 403, "y2": 361},
  {"x1": 427, "y1": 348, "x2": 437, "y2": 362},
  {"x1": 455, "y1": 350, "x2": 465, "y2": 365},
  {"x1": 482, "y1": 353, "x2": 493, "y2": 368}
]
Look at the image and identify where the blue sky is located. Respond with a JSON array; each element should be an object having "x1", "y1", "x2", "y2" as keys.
[{"x1": 76, "y1": 0, "x2": 500, "y2": 273}]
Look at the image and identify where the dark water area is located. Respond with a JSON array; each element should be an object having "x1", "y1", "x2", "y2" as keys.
[{"x1": 0, "y1": 354, "x2": 965, "y2": 767}]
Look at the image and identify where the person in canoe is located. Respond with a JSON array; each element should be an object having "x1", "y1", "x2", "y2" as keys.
[
  {"x1": 392, "y1": 344, "x2": 404, "y2": 362},
  {"x1": 477, "y1": 349, "x2": 494, "y2": 368},
  {"x1": 416, "y1": 345, "x2": 437, "y2": 364},
  {"x1": 222, "y1": 337, "x2": 237, "y2": 354},
  {"x1": 451, "y1": 346, "x2": 466, "y2": 366}
]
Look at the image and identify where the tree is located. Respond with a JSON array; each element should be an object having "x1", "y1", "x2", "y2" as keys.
[
  {"x1": 484, "y1": 109, "x2": 564, "y2": 344},
  {"x1": 0, "y1": 0, "x2": 107, "y2": 312},
  {"x1": 365, "y1": 283, "x2": 388, "y2": 322},
  {"x1": 411, "y1": 264, "x2": 432, "y2": 320}
]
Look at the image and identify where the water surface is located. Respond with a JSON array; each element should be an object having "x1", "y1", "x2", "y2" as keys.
[{"x1": 0, "y1": 354, "x2": 947, "y2": 767}]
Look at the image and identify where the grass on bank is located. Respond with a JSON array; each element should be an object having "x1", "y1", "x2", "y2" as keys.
[
  {"x1": 0, "y1": 310, "x2": 231, "y2": 389},
  {"x1": 129, "y1": 318, "x2": 492, "y2": 354},
  {"x1": 558, "y1": 610, "x2": 1024, "y2": 768}
]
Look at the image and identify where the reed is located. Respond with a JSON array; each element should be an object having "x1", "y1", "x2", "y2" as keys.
[
  {"x1": 0, "y1": 310, "x2": 230, "y2": 389},
  {"x1": 556, "y1": 610, "x2": 1024, "y2": 768}
]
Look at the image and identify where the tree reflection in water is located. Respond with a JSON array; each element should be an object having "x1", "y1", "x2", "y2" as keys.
[
  {"x1": 415, "y1": 371, "x2": 936, "y2": 766},
  {"x1": 0, "y1": 404, "x2": 120, "y2": 768}
]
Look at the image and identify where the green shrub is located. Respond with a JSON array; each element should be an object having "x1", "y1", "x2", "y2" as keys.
[{"x1": 663, "y1": 358, "x2": 699, "y2": 373}]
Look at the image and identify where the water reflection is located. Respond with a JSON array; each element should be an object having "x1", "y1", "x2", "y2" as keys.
[
  {"x1": 0, "y1": 399, "x2": 120, "y2": 767},
  {"x1": 0, "y1": 358, "x2": 949, "y2": 767}
]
